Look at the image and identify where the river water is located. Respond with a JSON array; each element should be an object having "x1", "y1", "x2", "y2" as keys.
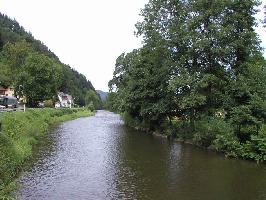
[{"x1": 15, "y1": 110, "x2": 266, "y2": 200}]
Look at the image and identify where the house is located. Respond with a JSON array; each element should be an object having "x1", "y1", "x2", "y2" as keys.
[
  {"x1": 0, "y1": 85, "x2": 15, "y2": 97},
  {"x1": 55, "y1": 102, "x2": 61, "y2": 108},
  {"x1": 57, "y1": 92, "x2": 73, "y2": 108}
]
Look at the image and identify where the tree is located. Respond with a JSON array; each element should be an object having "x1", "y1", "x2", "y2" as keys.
[
  {"x1": 17, "y1": 53, "x2": 62, "y2": 106},
  {"x1": 0, "y1": 62, "x2": 12, "y2": 87},
  {"x1": 137, "y1": 0, "x2": 260, "y2": 116},
  {"x1": 1, "y1": 40, "x2": 32, "y2": 70},
  {"x1": 0, "y1": 32, "x2": 3, "y2": 50},
  {"x1": 109, "y1": 0, "x2": 264, "y2": 132},
  {"x1": 109, "y1": 44, "x2": 176, "y2": 130},
  {"x1": 85, "y1": 90, "x2": 102, "y2": 110},
  {"x1": 104, "y1": 92, "x2": 118, "y2": 111}
]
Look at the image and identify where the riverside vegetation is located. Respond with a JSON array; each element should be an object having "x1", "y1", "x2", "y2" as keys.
[
  {"x1": 106, "y1": 0, "x2": 266, "y2": 162},
  {"x1": 0, "y1": 108, "x2": 93, "y2": 198}
]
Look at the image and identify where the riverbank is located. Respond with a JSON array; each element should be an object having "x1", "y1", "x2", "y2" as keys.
[
  {"x1": 122, "y1": 114, "x2": 266, "y2": 163},
  {"x1": 0, "y1": 108, "x2": 93, "y2": 198},
  {"x1": 13, "y1": 110, "x2": 266, "y2": 200}
]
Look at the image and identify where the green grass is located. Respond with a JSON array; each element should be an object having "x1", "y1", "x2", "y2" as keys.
[{"x1": 0, "y1": 108, "x2": 93, "y2": 198}]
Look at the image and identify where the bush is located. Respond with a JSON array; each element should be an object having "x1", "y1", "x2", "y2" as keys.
[
  {"x1": 165, "y1": 119, "x2": 192, "y2": 139},
  {"x1": 193, "y1": 117, "x2": 233, "y2": 148},
  {"x1": 86, "y1": 101, "x2": 95, "y2": 111},
  {"x1": 122, "y1": 112, "x2": 150, "y2": 131},
  {"x1": 44, "y1": 100, "x2": 54, "y2": 108},
  {"x1": 213, "y1": 131, "x2": 240, "y2": 157},
  {"x1": 213, "y1": 123, "x2": 266, "y2": 162},
  {"x1": 239, "y1": 125, "x2": 266, "y2": 162}
]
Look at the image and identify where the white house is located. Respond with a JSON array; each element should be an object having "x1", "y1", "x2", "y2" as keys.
[{"x1": 57, "y1": 92, "x2": 73, "y2": 108}]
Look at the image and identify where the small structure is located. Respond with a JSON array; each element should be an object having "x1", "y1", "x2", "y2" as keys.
[
  {"x1": 57, "y1": 92, "x2": 73, "y2": 108},
  {"x1": 54, "y1": 102, "x2": 61, "y2": 108},
  {"x1": 0, "y1": 85, "x2": 15, "y2": 96}
]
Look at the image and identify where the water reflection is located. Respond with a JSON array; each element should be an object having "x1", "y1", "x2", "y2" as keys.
[{"x1": 15, "y1": 111, "x2": 266, "y2": 200}]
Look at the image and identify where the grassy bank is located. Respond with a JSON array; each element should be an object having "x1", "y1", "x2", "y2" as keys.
[
  {"x1": 0, "y1": 108, "x2": 93, "y2": 198},
  {"x1": 123, "y1": 113, "x2": 266, "y2": 163}
]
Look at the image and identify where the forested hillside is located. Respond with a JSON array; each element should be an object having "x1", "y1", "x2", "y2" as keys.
[
  {"x1": 107, "y1": 0, "x2": 266, "y2": 162},
  {"x1": 0, "y1": 12, "x2": 98, "y2": 107}
]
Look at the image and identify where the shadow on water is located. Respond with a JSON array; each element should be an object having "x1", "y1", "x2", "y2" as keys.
[{"x1": 15, "y1": 110, "x2": 266, "y2": 200}]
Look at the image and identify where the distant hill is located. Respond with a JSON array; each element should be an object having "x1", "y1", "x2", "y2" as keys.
[{"x1": 96, "y1": 90, "x2": 108, "y2": 101}]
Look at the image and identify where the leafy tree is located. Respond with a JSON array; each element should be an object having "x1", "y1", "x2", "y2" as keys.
[
  {"x1": 104, "y1": 92, "x2": 118, "y2": 111},
  {"x1": 109, "y1": 44, "x2": 176, "y2": 130},
  {"x1": 0, "y1": 32, "x2": 3, "y2": 50},
  {"x1": 17, "y1": 53, "x2": 62, "y2": 106},
  {"x1": 0, "y1": 40, "x2": 32, "y2": 88},
  {"x1": 227, "y1": 57, "x2": 266, "y2": 140},
  {"x1": 0, "y1": 61, "x2": 12, "y2": 87},
  {"x1": 1, "y1": 40, "x2": 32, "y2": 70},
  {"x1": 137, "y1": 0, "x2": 260, "y2": 117},
  {"x1": 110, "y1": 0, "x2": 264, "y2": 135},
  {"x1": 85, "y1": 90, "x2": 101, "y2": 110}
]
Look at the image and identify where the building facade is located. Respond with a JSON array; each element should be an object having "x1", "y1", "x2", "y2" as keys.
[{"x1": 0, "y1": 86, "x2": 15, "y2": 97}]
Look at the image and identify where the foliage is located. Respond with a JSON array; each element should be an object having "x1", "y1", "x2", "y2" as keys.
[
  {"x1": 0, "y1": 108, "x2": 93, "y2": 198},
  {"x1": 59, "y1": 64, "x2": 95, "y2": 106},
  {"x1": 85, "y1": 90, "x2": 102, "y2": 110},
  {"x1": 0, "y1": 13, "x2": 97, "y2": 107},
  {"x1": 109, "y1": 45, "x2": 176, "y2": 130},
  {"x1": 44, "y1": 100, "x2": 54, "y2": 108},
  {"x1": 193, "y1": 117, "x2": 234, "y2": 148},
  {"x1": 1, "y1": 40, "x2": 32, "y2": 70},
  {"x1": 104, "y1": 92, "x2": 119, "y2": 111},
  {"x1": 107, "y1": 0, "x2": 266, "y2": 162},
  {"x1": 0, "y1": 62, "x2": 12, "y2": 87},
  {"x1": 86, "y1": 101, "x2": 95, "y2": 111},
  {"x1": 17, "y1": 53, "x2": 62, "y2": 106}
]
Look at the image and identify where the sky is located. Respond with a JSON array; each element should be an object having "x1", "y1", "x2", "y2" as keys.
[{"x1": 0, "y1": 0, "x2": 265, "y2": 92}]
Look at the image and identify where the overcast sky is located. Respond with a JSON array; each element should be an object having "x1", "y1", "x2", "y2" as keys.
[{"x1": 0, "y1": 0, "x2": 265, "y2": 91}]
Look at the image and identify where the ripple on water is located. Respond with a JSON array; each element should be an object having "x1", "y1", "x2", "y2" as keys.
[{"x1": 15, "y1": 110, "x2": 266, "y2": 200}]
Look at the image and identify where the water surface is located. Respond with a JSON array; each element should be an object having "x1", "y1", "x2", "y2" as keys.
[{"x1": 15, "y1": 110, "x2": 266, "y2": 200}]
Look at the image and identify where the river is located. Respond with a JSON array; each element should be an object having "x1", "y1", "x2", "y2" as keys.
[{"x1": 14, "y1": 110, "x2": 266, "y2": 200}]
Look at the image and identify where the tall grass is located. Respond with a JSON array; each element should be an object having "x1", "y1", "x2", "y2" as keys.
[{"x1": 0, "y1": 108, "x2": 93, "y2": 198}]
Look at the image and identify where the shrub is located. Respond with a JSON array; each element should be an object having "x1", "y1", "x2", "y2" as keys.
[
  {"x1": 213, "y1": 131, "x2": 240, "y2": 157},
  {"x1": 165, "y1": 119, "x2": 193, "y2": 139},
  {"x1": 86, "y1": 101, "x2": 95, "y2": 111},
  {"x1": 213, "y1": 123, "x2": 266, "y2": 162},
  {"x1": 44, "y1": 100, "x2": 54, "y2": 108},
  {"x1": 193, "y1": 117, "x2": 233, "y2": 148},
  {"x1": 122, "y1": 112, "x2": 147, "y2": 130}
]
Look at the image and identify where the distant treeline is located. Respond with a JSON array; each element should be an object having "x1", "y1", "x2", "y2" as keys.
[
  {"x1": 0, "y1": 13, "x2": 101, "y2": 108},
  {"x1": 107, "y1": 0, "x2": 266, "y2": 162}
]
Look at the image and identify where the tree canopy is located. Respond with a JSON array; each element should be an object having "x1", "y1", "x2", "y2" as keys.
[{"x1": 107, "y1": 0, "x2": 266, "y2": 161}]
